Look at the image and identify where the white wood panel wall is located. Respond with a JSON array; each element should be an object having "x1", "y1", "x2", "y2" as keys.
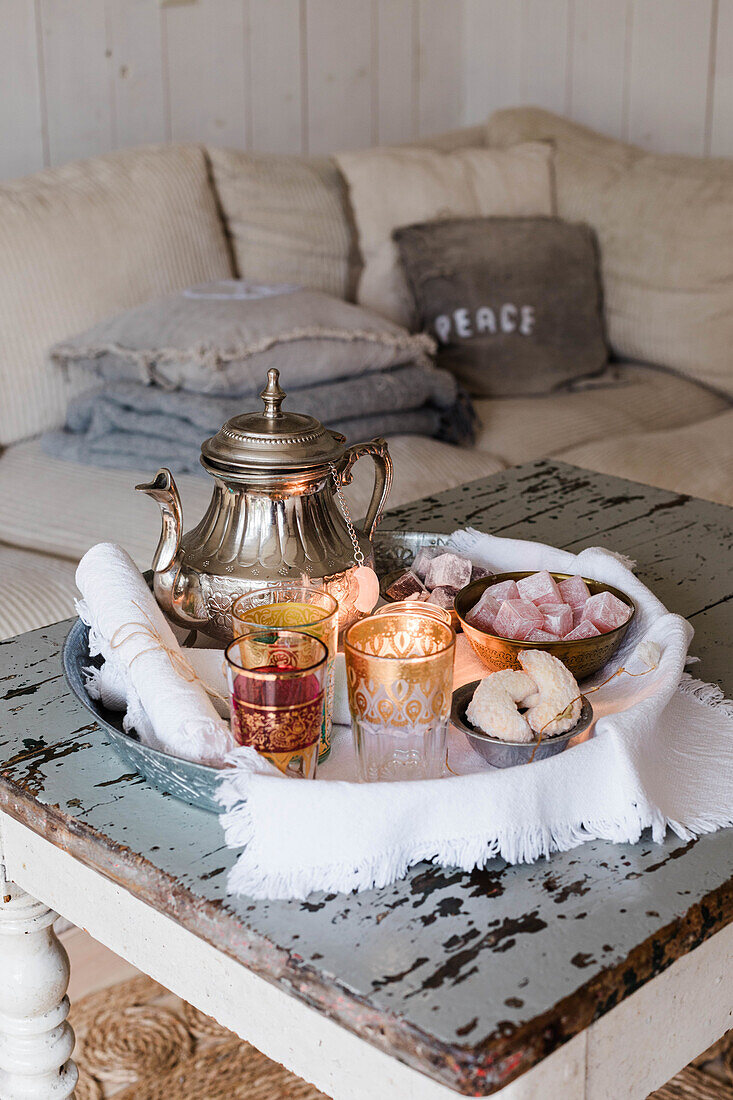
[{"x1": 0, "y1": 0, "x2": 730, "y2": 181}]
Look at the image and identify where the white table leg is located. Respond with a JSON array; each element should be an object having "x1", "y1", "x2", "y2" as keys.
[{"x1": 0, "y1": 863, "x2": 77, "y2": 1099}]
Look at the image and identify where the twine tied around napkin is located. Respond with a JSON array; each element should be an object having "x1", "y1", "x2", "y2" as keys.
[{"x1": 109, "y1": 600, "x2": 229, "y2": 707}]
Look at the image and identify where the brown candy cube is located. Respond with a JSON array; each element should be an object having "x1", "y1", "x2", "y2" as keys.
[{"x1": 386, "y1": 571, "x2": 425, "y2": 601}]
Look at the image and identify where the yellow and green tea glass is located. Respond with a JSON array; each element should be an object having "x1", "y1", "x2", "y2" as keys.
[{"x1": 231, "y1": 585, "x2": 339, "y2": 761}]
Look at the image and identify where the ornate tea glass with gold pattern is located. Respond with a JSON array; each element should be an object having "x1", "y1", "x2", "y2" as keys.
[
  {"x1": 231, "y1": 585, "x2": 339, "y2": 762},
  {"x1": 344, "y1": 612, "x2": 455, "y2": 782},
  {"x1": 225, "y1": 629, "x2": 328, "y2": 779}
]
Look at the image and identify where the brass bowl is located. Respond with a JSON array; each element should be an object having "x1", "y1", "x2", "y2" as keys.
[
  {"x1": 454, "y1": 571, "x2": 635, "y2": 682},
  {"x1": 381, "y1": 568, "x2": 461, "y2": 629}
]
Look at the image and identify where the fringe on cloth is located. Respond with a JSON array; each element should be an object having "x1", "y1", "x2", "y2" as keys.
[
  {"x1": 678, "y1": 673, "x2": 733, "y2": 720},
  {"x1": 52, "y1": 327, "x2": 437, "y2": 384}
]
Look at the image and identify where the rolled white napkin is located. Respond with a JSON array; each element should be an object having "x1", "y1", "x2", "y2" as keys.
[
  {"x1": 86, "y1": 647, "x2": 232, "y2": 720},
  {"x1": 76, "y1": 542, "x2": 235, "y2": 766}
]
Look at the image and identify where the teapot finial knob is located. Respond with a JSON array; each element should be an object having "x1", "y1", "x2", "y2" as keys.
[{"x1": 260, "y1": 368, "x2": 286, "y2": 419}]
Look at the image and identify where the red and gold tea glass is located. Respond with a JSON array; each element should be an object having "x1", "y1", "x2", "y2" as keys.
[
  {"x1": 344, "y1": 611, "x2": 455, "y2": 782},
  {"x1": 224, "y1": 629, "x2": 328, "y2": 779},
  {"x1": 231, "y1": 585, "x2": 339, "y2": 762}
]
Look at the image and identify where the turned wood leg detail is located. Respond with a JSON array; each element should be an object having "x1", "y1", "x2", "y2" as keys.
[{"x1": 0, "y1": 866, "x2": 77, "y2": 1099}]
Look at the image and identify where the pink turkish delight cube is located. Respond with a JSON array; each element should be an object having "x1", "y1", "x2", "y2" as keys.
[
  {"x1": 412, "y1": 547, "x2": 440, "y2": 581},
  {"x1": 427, "y1": 586, "x2": 457, "y2": 609},
  {"x1": 466, "y1": 590, "x2": 501, "y2": 630},
  {"x1": 582, "y1": 591, "x2": 631, "y2": 633},
  {"x1": 517, "y1": 570, "x2": 561, "y2": 605},
  {"x1": 487, "y1": 579, "x2": 520, "y2": 601},
  {"x1": 526, "y1": 628, "x2": 560, "y2": 642},
  {"x1": 470, "y1": 563, "x2": 494, "y2": 582},
  {"x1": 386, "y1": 571, "x2": 425, "y2": 601},
  {"x1": 558, "y1": 575, "x2": 591, "y2": 609},
  {"x1": 493, "y1": 599, "x2": 544, "y2": 641},
  {"x1": 572, "y1": 605, "x2": 586, "y2": 628},
  {"x1": 564, "y1": 620, "x2": 601, "y2": 640},
  {"x1": 539, "y1": 602, "x2": 573, "y2": 637},
  {"x1": 425, "y1": 553, "x2": 472, "y2": 592}
]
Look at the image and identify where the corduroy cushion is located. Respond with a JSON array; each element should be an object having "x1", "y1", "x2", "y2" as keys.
[
  {"x1": 207, "y1": 151, "x2": 357, "y2": 301},
  {"x1": 0, "y1": 144, "x2": 233, "y2": 444},
  {"x1": 554, "y1": 408, "x2": 733, "y2": 508},
  {"x1": 486, "y1": 107, "x2": 733, "y2": 397},
  {"x1": 473, "y1": 362, "x2": 729, "y2": 465},
  {"x1": 0, "y1": 545, "x2": 78, "y2": 641},
  {"x1": 335, "y1": 143, "x2": 553, "y2": 327}
]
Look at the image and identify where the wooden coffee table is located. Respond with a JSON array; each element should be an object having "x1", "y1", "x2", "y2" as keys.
[{"x1": 1, "y1": 460, "x2": 731, "y2": 1099}]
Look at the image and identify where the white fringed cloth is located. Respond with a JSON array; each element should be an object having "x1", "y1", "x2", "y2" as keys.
[{"x1": 219, "y1": 528, "x2": 733, "y2": 900}]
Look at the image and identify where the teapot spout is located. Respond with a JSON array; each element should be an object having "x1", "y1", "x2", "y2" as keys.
[{"x1": 135, "y1": 468, "x2": 183, "y2": 574}]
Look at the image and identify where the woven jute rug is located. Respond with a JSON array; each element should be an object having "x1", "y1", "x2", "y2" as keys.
[
  {"x1": 70, "y1": 973, "x2": 731, "y2": 1098},
  {"x1": 648, "y1": 1033, "x2": 733, "y2": 1100},
  {"x1": 69, "y1": 975, "x2": 328, "y2": 1099}
]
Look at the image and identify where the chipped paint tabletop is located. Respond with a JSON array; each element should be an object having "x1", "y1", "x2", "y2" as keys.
[{"x1": 1, "y1": 460, "x2": 732, "y2": 1096}]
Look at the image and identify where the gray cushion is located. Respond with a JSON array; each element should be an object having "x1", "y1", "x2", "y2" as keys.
[
  {"x1": 395, "y1": 216, "x2": 607, "y2": 396},
  {"x1": 49, "y1": 281, "x2": 434, "y2": 396}
]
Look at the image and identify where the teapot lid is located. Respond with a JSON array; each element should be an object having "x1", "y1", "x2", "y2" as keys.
[{"x1": 200, "y1": 369, "x2": 346, "y2": 478}]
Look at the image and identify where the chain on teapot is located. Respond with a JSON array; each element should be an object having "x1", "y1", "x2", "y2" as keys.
[{"x1": 329, "y1": 462, "x2": 381, "y2": 615}]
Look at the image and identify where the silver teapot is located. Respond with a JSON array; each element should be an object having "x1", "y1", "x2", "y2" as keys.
[{"x1": 137, "y1": 369, "x2": 393, "y2": 641}]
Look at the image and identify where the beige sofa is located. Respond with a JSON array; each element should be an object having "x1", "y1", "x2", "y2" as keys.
[{"x1": 0, "y1": 110, "x2": 731, "y2": 640}]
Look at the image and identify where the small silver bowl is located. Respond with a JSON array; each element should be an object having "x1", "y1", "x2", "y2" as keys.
[{"x1": 451, "y1": 680, "x2": 594, "y2": 769}]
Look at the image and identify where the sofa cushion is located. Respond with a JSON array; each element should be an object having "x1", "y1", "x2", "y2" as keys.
[
  {"x1": 473, "y1": 362, "x2": 729, "y2": 465},
  {"x1": 0, "y1": 544, "x2": 79, "y2": 641},
  {"x1": 0, "y1": 438, "x2": 504, "y2": 569},
  {"x1": 48, "y1": 282, "x2": 433, "y2": 394},
  {"x1": 208, "y1": 150, "x2": 357, "y2": 301},
  {"x1": 486, "y1": 108, "x2": 733, "y2": 398},
  {"x1": 334, "y1": 143, "x2": 553, "y2": 327},
  {"x1": 554, "y1": 408, "x2": 733, "y2": 508},
  {"x1": 395, "y1": 215, "x2": 607, "y2": 396},
  {"x1": 0, "y1": 144, "x2": 233, "y2": 445}
]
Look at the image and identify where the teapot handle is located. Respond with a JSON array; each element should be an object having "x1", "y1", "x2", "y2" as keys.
[{"x1": 336, "y1": 438, "x2": 393, "y2": 542}]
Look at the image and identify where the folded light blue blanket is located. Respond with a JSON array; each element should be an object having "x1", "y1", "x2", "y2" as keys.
[{"x1": 44, "y1": 363, "x2": 475, "y2": 475}]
